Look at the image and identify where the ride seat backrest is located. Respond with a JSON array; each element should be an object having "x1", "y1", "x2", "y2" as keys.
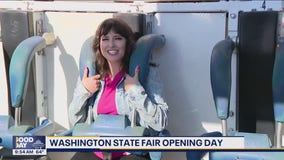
[
  {"x1": 273, "y1": 37, "x2": 284, "y2": 148},
  {"x1": 237, "y1": 11, "x2": 278, "y2": 133},
  {"x1": 0, "y1": 11, "x2": 36, "y2": 126},
  {"x1": 274, "y1": 37, "x2": 284, "y2": 123}
]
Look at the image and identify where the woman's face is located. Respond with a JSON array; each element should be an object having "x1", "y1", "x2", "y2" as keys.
[{"x1": 100, "y1": 29, "x2": 126, "y2": 65}]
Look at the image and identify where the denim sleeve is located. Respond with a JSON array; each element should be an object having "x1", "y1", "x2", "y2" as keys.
[
  {"x1": 125, "y1": 66, "x2": 168, "y2": 131},
  {"x1": 68, "y1": 77, "x2": 92, "y2": 126}
]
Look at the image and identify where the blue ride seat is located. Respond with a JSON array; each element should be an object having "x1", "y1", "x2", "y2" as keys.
[
  {"x1": 187, "y1": 37, "x2": 284, "y2": 160},
  {"x1": 210, "y1": 37, "x2": 271, "y2": 146},
  {"x1": 208, "y1": 37, "x2": 284, "y2": 160},
  {"x1": 73, "y1": 114, "x2": 146, "y2": 136},
  {"x1": 187, "y1": 11, "x2": 284, "y2": 160},
  {"x1": 69, "y1": 34, "x2": 168, "y2": 160},
  {"x1": 273, "y1": 37, "x2": 284, "y2": 148},
  {"x1": 209, "y1": 36, "x2": 284, "y2": 160},
  {"x1": 0, "y1": 36, "x2": 55, "y2": 149}
]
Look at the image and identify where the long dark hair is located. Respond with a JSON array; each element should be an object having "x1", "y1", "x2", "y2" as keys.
[{"x1": 93, "y1": 18, "x2": 135, "y2": 78}]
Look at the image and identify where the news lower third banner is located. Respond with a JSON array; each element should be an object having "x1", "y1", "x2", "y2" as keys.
[{"x1": 11, "y1": 136, "x2": 244, "y2": 155}]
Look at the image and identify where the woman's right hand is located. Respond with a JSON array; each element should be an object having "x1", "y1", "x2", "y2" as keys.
[
  {"x1": 124, "y1": 66, "x2": 140, "y2": 91},
  {"x1": 82, "y1": 67, "x2": 101, "y2": 93}
]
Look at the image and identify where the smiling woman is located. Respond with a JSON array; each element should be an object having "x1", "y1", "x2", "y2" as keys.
[
  {"x1": 93, "y1": 18, "x2": 134, "y2": 83},
  {"x1": 68, "y1": 18, "x2": 169, "y2": 160}
]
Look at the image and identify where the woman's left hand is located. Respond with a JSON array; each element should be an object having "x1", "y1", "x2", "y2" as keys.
[{"x1": 124, "y1": 66, "x2": 140, "y2": 91}]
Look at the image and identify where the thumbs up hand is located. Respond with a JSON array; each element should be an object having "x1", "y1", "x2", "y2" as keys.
[
  {"x1": 82, "y1": 67, "x2": 101, "y2": 93},
  {"x1": 125, "y1": 66, "x2": 140, "y2": 91}
]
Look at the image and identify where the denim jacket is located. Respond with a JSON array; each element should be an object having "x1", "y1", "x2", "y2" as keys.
[{"x1": 68, "y1": 66, "x2": 168, "y2": 131}]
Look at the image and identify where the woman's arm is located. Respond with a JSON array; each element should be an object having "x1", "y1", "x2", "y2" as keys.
[
  {"x1": 68, "y1": 77, "x2": 93, "y2": 126},
  {"x1": 125, "y1": 66, "x2": 168, "y2": 131}
]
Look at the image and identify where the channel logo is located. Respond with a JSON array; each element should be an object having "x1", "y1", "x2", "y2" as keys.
[{"x1": 13, "y1": 136, "x2": 46, "y2": 155}]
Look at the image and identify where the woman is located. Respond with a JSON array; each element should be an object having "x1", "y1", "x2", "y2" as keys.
[{"x1": 69, "y1": 18, "x2": 168, "y2": 160}]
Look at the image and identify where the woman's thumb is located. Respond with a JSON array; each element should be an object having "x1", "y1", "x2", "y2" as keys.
[
  {"x1": 83, "y1": 67, "x2": 89, "y2": 78},
  {"x1": 134, "y1": 66, "x2": 140, "y2": 79}
]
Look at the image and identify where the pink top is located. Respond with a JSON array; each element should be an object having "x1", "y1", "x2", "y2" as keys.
[
  {"x1": 93, "y1": 152, "x2": 129, "y2": 160},
  {"x1": 97, "y1": 70, "x2": 125, "y2": 114},
  {"x1": 95, "y1": 70, "x2": 126, "y2": 159}
]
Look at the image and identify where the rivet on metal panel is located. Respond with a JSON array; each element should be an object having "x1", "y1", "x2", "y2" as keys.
[
  {"x1": 229, "y1": 110, "x2": 234, "y2": 117},
  {"x1": 230, "y1": 13, "x2": 236, "y2": 19},
  {"x1": 36, "y1": 20, "x2": 43, "y2": 36}
]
